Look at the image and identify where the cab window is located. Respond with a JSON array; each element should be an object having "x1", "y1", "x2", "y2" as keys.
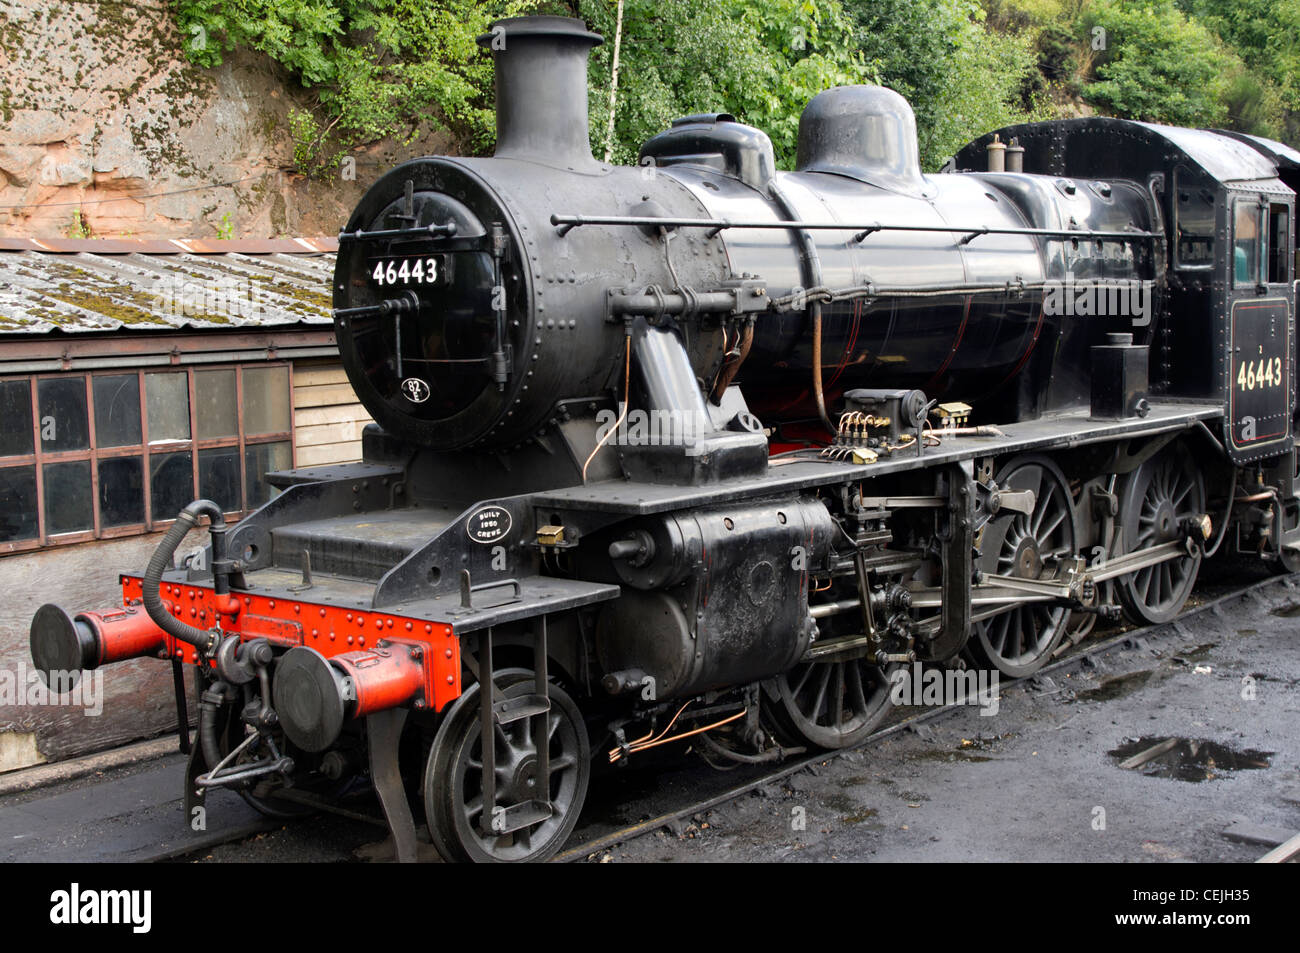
[
  {"x1": 1268, "y1": 203, "x2": 1290, "y2": 285},
  {"x1": 1234, "y1": 201, "x2": 1262, "y2": 287},
  {"x1": 1173, "y1": 167, "x2": 1214, "y2": 269}
]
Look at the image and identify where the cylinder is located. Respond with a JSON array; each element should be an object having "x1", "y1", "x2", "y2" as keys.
[
  {"x1": 1006, "y1": 137, "x2": 1025, "y2": 173},
  {"x1": 986, "y1": 134, "x2": 1006, "y2": 172}
]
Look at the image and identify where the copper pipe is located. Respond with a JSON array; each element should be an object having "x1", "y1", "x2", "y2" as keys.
[
  {"x1": 811, "y1": 303, "x2": 834, "y2": 432},
  {"x1": 709, "y1": 321, "x2": 754, "y2": 402}
]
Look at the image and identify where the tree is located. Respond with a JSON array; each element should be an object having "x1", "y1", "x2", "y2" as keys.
[
  {"x1": 576, "y1": 0, "x2": 868, "y2": 168},
  {"x1": 1077, "y1": 1, "x2": 1241, "y2": 128},
  {"x1": 842, "y1": 0, "x2": 1046, "y2": 170}
]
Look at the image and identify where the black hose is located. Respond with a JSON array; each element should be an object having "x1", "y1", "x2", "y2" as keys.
[
  {"x1": 198, "y1": 681, "x2": 232, "y2": 774},
  {"x1": 142, "y1": 499, "x2": 226, "y2": 654}
]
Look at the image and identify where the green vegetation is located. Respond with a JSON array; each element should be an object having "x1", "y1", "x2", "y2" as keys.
[
  {"x1": 66, "y1": 211, "x2": 91, "y2": 239},
  {"x1": 985, "y1": 0, "x2": 1298, "y2": 141},
  {"x1": 170, "y1": 0, "x2": 1297, "y2": 179}
]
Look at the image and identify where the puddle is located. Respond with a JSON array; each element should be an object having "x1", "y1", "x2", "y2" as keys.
[
  {"x1": 1236, "y1": 629, "x2": 1258, "y2": 637},
  {"x1": 1108, "y1": 736, "x2": 1273, "y2": 782},
  {"x1": 1076, "y1": 670, "x2": 1152, "y2": 702},
  {"x1": 821, "y1": 793, "x2": 883, "y2": 827},
  {"x1": 1270, "y1": 602, "x2": 1300, "y2": 617},
  {"x1": 911, "y1": 750, "x2": 993, "y2": 763},
  {"x1": 842, "y1": 808, "x2": 879, "y2": 824},
  {"x1": 1174, "y1": 643, "x2": 1217, "y2": 662}
]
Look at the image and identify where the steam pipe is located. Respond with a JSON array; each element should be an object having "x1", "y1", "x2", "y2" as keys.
[{"x1": 143, "y1": 500, "x2": 229, "y2": 656}]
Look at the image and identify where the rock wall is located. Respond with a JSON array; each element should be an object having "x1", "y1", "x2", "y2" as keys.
[{"x1": 0, "y1": 0, "x2": 452, "y2": 239}]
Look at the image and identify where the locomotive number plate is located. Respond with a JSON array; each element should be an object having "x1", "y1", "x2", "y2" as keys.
[
  {"x1": 1228, "y1": 297, "x2": 1291, "y2": 454},
  {"x1": 368, "y1": 254, "x2": 450, "y2": 289}
]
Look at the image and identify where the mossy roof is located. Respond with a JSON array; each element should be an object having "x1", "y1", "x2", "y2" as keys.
[{"x1": 0, "y1": 250, "x2": 335, "y2": 334}]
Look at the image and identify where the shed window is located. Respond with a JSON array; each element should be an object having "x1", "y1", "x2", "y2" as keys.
[{"x1": 0, "y1": 364, "x2": 293, "y2": 553}]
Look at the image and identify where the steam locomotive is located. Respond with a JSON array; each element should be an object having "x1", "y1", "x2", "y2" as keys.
[{"x1": 29, "y1": 15, "x2": 1300, "y2": 862}]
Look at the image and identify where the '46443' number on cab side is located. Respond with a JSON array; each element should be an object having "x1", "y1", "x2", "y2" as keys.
[{"x1": 1237, "y1": 355, "x2": 1283, "y2": 392}]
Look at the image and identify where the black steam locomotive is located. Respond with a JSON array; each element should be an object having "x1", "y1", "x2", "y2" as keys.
[{"x1": 30, "y1": 15, "x2": 1299, "y2": 862}]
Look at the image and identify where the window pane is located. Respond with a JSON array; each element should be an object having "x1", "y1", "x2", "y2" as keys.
[
  {"x1": 151, "y1": 451, "x2": 194, "y2": 522},
  {"x1": 244, "y1": 366, "x2": 290, "y2": 434},
  {"x1": 43, "y1": 460, "x2": 92, "y2": 535},
  {"x1": 1174, "y1": 173, "x2": 1214, "y2": 268},
  {"x1": 1269, "y1": 205, "x2": 1289, "y2": 285},
  {"x1": 92, "y1": 374, "x2": 142, "y2": 448},
  {"x1": 196, "y1": 369, "x2": 237, "y2": 439},
  {"x1": 199, "y1": 447, "x2": 241, "y2": 512},
  {"x1": 0, "y1": 466, "x2": 37, "y2": 541},
  {"x1": 244, "y1": 441, "x2": 291, "y2": 508},
  {"x1": 146, "y1": 373, "x2": 191, "y2": 443},
  {"x1": 1235, "y1": 203, "x2": 1260, "y2": 286},
  {"x1": 98, "y1": 456, "x2": 144, "y2": 527},
  {"x1": 0, "y1": 380, "x2": 33, "y2": 457},
  {"x1": 37, "y1": 377, "x2": 89, "y2": 452}
]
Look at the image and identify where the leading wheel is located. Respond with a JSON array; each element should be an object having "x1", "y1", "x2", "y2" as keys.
[
  {"x1": 425, "y1": 670, "x2": 589, "y2": 863},
  {"x1": 764, "y1": 654, "x2": 895, "y2": 750},
  {"x1": 969, "y1": 455, "x2": 1079, "y2": 678},
  {"x1": 1113, "y1": 444, "x2": 1205, "y2": 625}
]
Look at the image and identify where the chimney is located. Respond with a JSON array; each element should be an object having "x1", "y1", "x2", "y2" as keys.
[{"x1": 477, "y1": 16, "x2": 603, "y2": 170}]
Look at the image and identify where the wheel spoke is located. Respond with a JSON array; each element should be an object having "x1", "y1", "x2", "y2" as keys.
[
  {"x1": 809, "y1": 664, "x2": 833, "y2": 723},
  {"x1": 792, "y1": 663, "x2": 816, "y2": 698},
  {"x1": 833, "y1": 664, "x2": 846, "y2": 727}
]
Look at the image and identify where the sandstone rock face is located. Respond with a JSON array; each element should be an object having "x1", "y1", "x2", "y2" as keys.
[{"x1": 0, "y1": 0, "x2": 452, "y2": 238}]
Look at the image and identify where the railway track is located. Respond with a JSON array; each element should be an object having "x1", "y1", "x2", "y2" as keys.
[
  {"x1": 1257, "y1": 833, "x2": 1300, "y2": 863},
  {"x1": 556, "y1": 571, "x2": 1296, "y2": 862},
  {"x1": 132, "y1": 567, "x2": 1291, "y2": 864}
]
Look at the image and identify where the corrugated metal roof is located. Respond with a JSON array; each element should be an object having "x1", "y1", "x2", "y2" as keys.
[{"x1": 0, "y1": 247, "x2": 338, "y2": 335}]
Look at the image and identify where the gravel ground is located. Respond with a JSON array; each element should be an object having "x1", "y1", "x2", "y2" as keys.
[{"x1": 602, "y1": 575, "x2": 1300, "y2": 863}]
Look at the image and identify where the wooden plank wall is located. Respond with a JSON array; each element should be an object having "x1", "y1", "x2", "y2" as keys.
[{"x1": 292, "y1": 362, "x2": 373, "y2": 466}]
